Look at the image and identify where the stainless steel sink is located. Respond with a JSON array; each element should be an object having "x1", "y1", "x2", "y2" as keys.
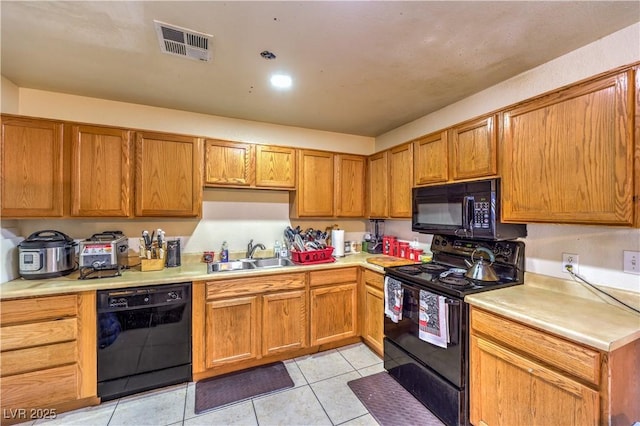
[
  {"x1": 207, "y1": 260, "x2": 255, "y2": 273},
  {"x1": 253, "y1": 257, "x2": 295, "y2": 268},
  {"x1": 207, "y1": 257, "x2": 294, "y2": 273}
]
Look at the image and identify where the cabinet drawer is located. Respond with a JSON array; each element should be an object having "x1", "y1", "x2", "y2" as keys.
[
  {"x1": 1, "y1": 318, "x2": 77, "y2": 351},
  {"x1": 309, "y1": 267, "x2": 358, "y2": 287},
  {"x1": 1, "y1": 294, "x2": 78, "y2": 324},
  {"x1": 1, "y1": 341, "x2": 77, "y2": 377},
  {"x1": 0, "y1": 364, "x2": 78, "y2": 409},
  {"x1": 363, "y1": 269, "x2": 384, "y2": 291},
  {"x1": 206, "y1": 272, "x2": 305, "y2": 300},
  {"x1": 471, "y1": 308, "x2": 600, "y2": 385}
]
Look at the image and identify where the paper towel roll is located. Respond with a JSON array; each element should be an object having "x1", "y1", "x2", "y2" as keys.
[{"x1": 331, "y1": 229, "x2": 345, "y2": 257}]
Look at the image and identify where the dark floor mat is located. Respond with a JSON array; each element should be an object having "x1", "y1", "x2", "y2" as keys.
[
  {"x1": 195, "y1": 361, "x2": 294, "y2": 414},
  {"x1": 348, "y1": 372, "x2": 445, "y2": 426}
]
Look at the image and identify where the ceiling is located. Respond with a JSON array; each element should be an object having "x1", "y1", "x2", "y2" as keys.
[{"x1": 1, "y1": 1, "x2": 639, "y2": 137}]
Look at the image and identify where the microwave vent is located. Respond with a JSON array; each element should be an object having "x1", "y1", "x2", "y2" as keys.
[{"x1": 153, "y1": 20, "x2": 212, "y2": 62}]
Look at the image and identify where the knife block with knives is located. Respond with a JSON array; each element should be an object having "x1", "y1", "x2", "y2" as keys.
[{"x1": 140, "y1": 229, "x2": 168, "y2": 272}]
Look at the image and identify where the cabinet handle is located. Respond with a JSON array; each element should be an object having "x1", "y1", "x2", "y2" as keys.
[{"x1": 527, "y1": 368, "x2": 534, "y2": 374}]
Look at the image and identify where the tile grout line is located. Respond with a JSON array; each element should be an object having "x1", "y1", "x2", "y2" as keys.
[{"x1": 305, "y1": 383, "x2": 337, "y2": 426}]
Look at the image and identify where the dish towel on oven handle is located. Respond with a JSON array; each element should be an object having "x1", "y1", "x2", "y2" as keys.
[
  {"x1": 384, "y1": 276, "x2": 403, "y2": 323},
  {"x1": 418, "y1": 289, "x2": 448, "y2": 348}
]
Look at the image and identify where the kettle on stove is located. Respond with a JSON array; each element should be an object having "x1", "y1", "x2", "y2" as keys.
[{"x1": 464, "y1": 247, "x2": 499, "y2": 282}]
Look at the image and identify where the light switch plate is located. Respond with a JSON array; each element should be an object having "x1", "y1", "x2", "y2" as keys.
[{"x1": 623, "y1": 251, "x2": 640, "y2": 275}]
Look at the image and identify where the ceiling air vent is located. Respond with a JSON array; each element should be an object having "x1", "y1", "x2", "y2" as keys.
[{"x1": 153, "y1": 20, "x2": 212, "y2": 62}]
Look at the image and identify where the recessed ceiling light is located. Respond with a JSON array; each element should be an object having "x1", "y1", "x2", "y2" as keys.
[{"x1": 270, "y1": 74, "x2": 292, "y2": 89}]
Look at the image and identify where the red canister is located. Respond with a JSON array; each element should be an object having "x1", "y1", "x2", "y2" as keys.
[
  {"x1": 399, "y1": 242, "x2": 410, "y2": 259},
  {"x1": 382, "y1": 236, "x2": 391, "y2": 255},
  {"x1": 392, "y1": 239, "x2": 399, "y2": 257},
  {"x1": 409, "y1": 248, "x2": 423, "y2": 261}
]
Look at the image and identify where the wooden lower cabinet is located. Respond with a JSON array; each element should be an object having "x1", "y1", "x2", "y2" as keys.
[
  {"x1": 205, "y1": 296, "x2": 260, "y2": 368},
  {"x1": 361, "y1": 269, "x2": 384, "y2": 356},
  {"x1": 262, "y1": 290, "x2": 307, "y2": 356},
  {"x1": 195, "y1": 273, "x2": 308, "y2": 376},
  {"x1": 309, "y1": 268, "x2": 359, "y2": 346},
  {"x1": 0, "y1": 292, "x2": 98, "y2": 425},
  {"x1": 193, "y1": 267, "x2": 370, "y2": 380},
  {"x1": 471, "y1": 335, "x2": 599, "y2": 426},
  {"x1": 469, "y1": 306, "x2": 640, "y2": 426}
]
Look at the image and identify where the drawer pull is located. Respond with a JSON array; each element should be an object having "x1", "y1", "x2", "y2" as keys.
[{"x1": 528, "y1": 368, "x2": 534, "y2": 374}]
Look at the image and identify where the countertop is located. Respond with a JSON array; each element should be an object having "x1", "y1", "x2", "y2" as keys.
[
  {"x1": 3, "y1": 255, "x2": 638, "y2": 353},
  {"x1": 465, "y1": 272, "x2": 640, "y2": 352},
  {"x1": 0, "y1": 252, "x2": 384, "y2": 299}
]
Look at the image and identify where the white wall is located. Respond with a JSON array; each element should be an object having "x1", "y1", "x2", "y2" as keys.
[
  {"x1": 375, "y1": 23, "x2": 640, "y2": 293},
  {"x1": 1, "y1": 76, "x2": 19, "y2": 113},
  {"x1": 17, "y1": 90, "x2": 375, "y2": 155}
]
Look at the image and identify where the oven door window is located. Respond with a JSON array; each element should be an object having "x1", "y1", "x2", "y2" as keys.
[
  {"x1": 97, "y1": 303, "x2": 191, "y2": 382},
  {"x1": 384, "y1": 283, "x2": 464, "y2": 388}
]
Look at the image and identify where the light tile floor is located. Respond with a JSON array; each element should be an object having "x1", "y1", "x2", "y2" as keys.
[{"x1": 29, "y1": 343, "x2": 387, "y2": 426}]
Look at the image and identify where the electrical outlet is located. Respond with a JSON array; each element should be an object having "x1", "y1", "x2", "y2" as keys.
[
  {"x1": 623, "y1": 251, "x2": 640, "y2": 275},
  {"x1": 562, "y1": 253, "x2": 579, "y2": 274}
]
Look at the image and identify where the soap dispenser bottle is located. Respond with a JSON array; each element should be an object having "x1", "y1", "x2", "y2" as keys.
[{"x1": 221, "y1": 241, "x2": 229, "y2": 262}]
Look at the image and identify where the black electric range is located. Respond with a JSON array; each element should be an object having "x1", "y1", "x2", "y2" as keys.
[{"x1": 383, "y1": 234, "x2": 525, "y2": 426}]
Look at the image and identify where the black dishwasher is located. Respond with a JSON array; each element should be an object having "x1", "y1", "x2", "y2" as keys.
[{"x1": 97, "y1": 282, "x2": 192, "y2": 401}]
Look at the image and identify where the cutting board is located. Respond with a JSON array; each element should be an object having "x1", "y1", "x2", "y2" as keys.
[{"x1": 366, "y1": 256, "x2": 417, "y2": 268}]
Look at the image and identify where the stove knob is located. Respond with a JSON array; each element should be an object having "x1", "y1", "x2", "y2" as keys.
[
  {"x1": 143, "y1": 296, "x2": 150, "y2": 303},
  {"x1": 168, "y1": 291, "x2": 179, "y2": 299}
]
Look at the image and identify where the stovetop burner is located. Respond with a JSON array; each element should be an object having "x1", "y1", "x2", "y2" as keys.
[
  {"x1": 384, "y1": 234, "x2": 525, "y2": 298},
  {"x1": 438, "y1": 276, "x2": 470, "y2": 287}
]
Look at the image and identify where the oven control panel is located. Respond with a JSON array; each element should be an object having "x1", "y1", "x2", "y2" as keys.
[{"x1": 431, "y1": 235, "x2": 522, "y2": 264}]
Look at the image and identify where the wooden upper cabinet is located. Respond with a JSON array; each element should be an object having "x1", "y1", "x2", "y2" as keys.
[
  {"x1": 414, "y1": 130, "x2": 448, "y2": 186},
  {"x1": 204, "y1": 139, "x2": 254, "y2": 187},
  {"x1": 450, "y1": 114, "x2": 497, "y2": 181},
  {"x1": 367, "y1": 151, "x2": 389, "y2": 218},
  {"x1": 255, "y1": 145, "x2": 296, "y2": 189},
  {"x1": 634, "y1": 65, "x2": 640, "y2": 228},
  {"x1": 502, "y1": 70, "x2": 634, "y2": 225},
  {"x1": 335, "y1": 154, "x2": 366, "y2": 217},
  {"x1": 70, "y1": 125, "x2": 132, "y2": 217},
  {"x1": 295, "y1": 149, "x2": 334, "y2": 217},
  {"x1": 1, "y1": 116, "x2": 64, "y2": 217},
  {"x1": 389, "y1": 143, "x2": 414, "y2": 218},
  {"x1": 135, "y1": 131, "x2": 203, "y2": 217}
]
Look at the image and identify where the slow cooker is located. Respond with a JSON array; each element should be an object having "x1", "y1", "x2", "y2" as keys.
[{"x1": 18, "y1": 230, "x2": 77, "y2": 279}]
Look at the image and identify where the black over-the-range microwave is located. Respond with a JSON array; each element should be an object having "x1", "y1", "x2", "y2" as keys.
[{"x1": 412, "y1": 178, "x2": 527, "y2": 240}]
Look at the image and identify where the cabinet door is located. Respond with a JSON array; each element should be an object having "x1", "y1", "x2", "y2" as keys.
[
  {"x1": 255, "y1": 145, "x2": 296, "y2": 189},
  {"x1": 310, "y1": 283, "x2": 358, "y2": 346},
  {"x1": 389, "y1": 143, "x2": 413, "y2": 218},
  {"x1": 470, "y1": 335, "x2": 599, "y2": 426},
  {"x1": 414, "y1": 130, "x2": 448, "y2": 186},
  {"x1": 367, "y1": 151, "x2": 388, "y2": 218},
  {"x1": 502, "y1": 71, "x2": 633, "y2": 225},
  {"x1": 205, "y1": 296, "x2": 260, "y2": 368},
  {"x1": 296, "y1": 149, "x2": 334, "y2": 217},
  {"x1": 70, "y1": 125, "x2": 132, "y2": 216},
  {"x1": 450, "y1": 114, "x2": 497, "y2": 181},
  {"x1": 204, "y1": 139, "x2": 254, "y2": 187},
  {"x1": 135, "y1": 132, "x2": 203, "y2": 217},
  {"x1": 1, "y1": 116, "x2": 64, "y2": 217},
  {"x1": 262, "y1": 290, "x2": 307, "y2": 356},
  {"x1": 335, "y1": 154, "x2": 366, "y2": 217},
  {"x1": 362, "y1": 284, "x2": 384, "y2": 356}
]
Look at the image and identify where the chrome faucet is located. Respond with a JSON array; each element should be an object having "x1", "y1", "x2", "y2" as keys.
[{"x1": 246, "y1": 239, "x2": 266, "y2": 259}]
